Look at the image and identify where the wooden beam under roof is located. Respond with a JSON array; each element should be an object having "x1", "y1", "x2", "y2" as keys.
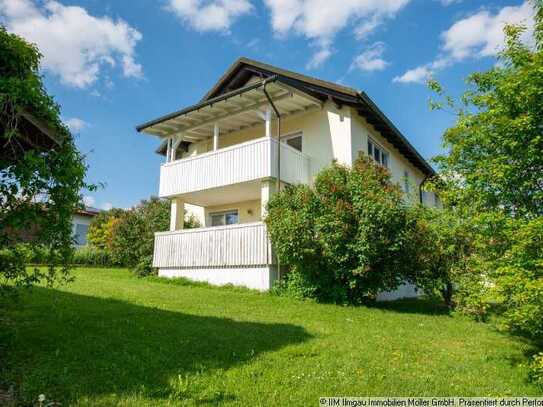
[{"x1": 180, "y1": 90, "x2": 292, "y2": 133}]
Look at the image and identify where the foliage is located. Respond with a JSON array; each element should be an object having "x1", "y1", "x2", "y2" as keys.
[
  {"x1": 491, "y1": 216, "x2": 543, "y2": 339},
  {"x1": 0, "y1": 27, "x2": 90, "y2": 295},
  {"x1": 427, "y1": 2, "x2": 543, "y2": 385},
  {"x1": 429, "y1": 2, "x2": 543, "y2": 219},
  {"x1": 109, "y1": 198, "x2": 170, "y2": 269},
  {"x1": 87, "y1": 208, "x2": 125, "y2": 250},
  {"x1": 72, "y1": 246, "x2": 114, "y2": 267},
  {"x1": 106, "y1": 197, "x2": 199, "y2": 275},
  {"x1": 529, "y1": 353, "x2": 543, "y2": 387},
  {"x1": 266, "y1": 156, "x2": 415, "y2": 304},
  {"x1": 405, "y1": 206, "x2": 475, "y2": 309},
  {"x1": 1, "y1": 268, "x2": 539, "y2": 405}
]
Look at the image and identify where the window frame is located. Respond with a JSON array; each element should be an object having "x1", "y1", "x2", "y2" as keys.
[
  {"x1": 280, "y1": 131, "x2": 303, "y2": 152},
  {"x1": 403, "y1": 170, "x2": 410, "y2": 193},
  {"x1": 74, "y1": 223, "x2": 89, "y2": 246},
  {"x1": 367, "y1": 137, "x2": 389, "y2": 168},
  {"x1": 209, "y1": 209, "x2": 239, "y2": 227}
]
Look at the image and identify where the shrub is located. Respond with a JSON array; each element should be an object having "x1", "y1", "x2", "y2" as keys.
[
  {"x1": 71, "y1": 246, "x2": 114, "y2": 267},
  {"x1": 87, "y1": 209, "x2": 125, "y2": 250},
  {"x1": 265, "y1": 156, "x2": 415, "y2": 304},
  {"x1": 528, "y1": 353, "x2": 543, "y2": 388},
  {"x1": 109, "y1": 197, "x2": 199, "y2": 275},
  {"x1": 492, "y1": 216, "x2": 543, "y2": 339},
  {"x1": 405, "y1": 206, "x2": 475, "y2": 309},
  {"x1": 133, "y1": 255, "x2": 155, "y2": 277}
]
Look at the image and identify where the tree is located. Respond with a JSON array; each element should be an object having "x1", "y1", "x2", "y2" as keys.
[
  {"x1": 109, "y1": 198, "x2": 200, "y2": 275},
  {"x1": 0, "y1": 27, "x2": 89, "y2": 294},
  {"x1": 430, "y1": 1, "x2": 543, "y2": 219},
  {"x1": 265, "y1": 156, "x2": 415, "y2": 304},
  {"x1": 427, "y1": 1, "x2": 543, "y2": 383},
  {"x1": 87, "y1": 208, "x2": 125, "y2": 251}
]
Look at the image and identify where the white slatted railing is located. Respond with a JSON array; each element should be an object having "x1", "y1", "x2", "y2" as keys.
[
  {"x1": 159, "y1": 137, "x2": 310, "y2": 198},
  {"x1": 153, "y1": 222, "x2": 273, "y2": 268}
]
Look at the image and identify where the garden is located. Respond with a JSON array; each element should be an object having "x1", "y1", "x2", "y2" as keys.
[{"x1": 1, "y1": 2, "x2": 543, "y2": 404}]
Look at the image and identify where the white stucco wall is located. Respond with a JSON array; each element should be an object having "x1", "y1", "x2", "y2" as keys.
[
  {"x1": 159, "y1": 266, "x2": 278, "y2": 291},
  {"x1": 204, "y1": 199, "x2": 261, "y2": 227},
  {"x1": 351, "y1": 114, "x2": 431, "y2": 204}
]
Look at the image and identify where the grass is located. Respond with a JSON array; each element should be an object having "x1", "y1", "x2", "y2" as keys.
[{"x1": 1, "y1": 268, "x2": 541, "y2": 405}]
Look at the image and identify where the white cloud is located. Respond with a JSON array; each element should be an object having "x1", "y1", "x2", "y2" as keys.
[
  {"x1": 264, "y1": 0, "x2": 410, "y2": 68},
  {"x1": 350, "y1": 42, "x2": 389, "y2": 72},
  {"x1": 0, "y1": 0, "x2": 143, "y2": 88},
  {"x1": 83, "y1": 195, "x2": 95, "y2": 207},
  {"x1": 64, "y1": 117, "x2": 88, "y2": 133},
  {"x1": 166, "y1": 0, "x2": 252, "y2": 32},
  {"x1": 306, "y1": 46, "x2": 333, "y2": 70},
  {"x1": 442, "y1": 1, "x2": 534, "y2": 60},
  {"x1": 394, "y1": 1, "x2": 535, "y2": 84},
  {"x1": 439, "y1": 0, "x2": 461, "y2": 6},
  {"x1": 101, "y1": 202, "x2": 113, "y2": 211},
  {"x1": 393, "y1": 66, "x2": 431, "y2": 84}
]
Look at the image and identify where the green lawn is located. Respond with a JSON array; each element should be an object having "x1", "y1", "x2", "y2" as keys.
[{"x1": 1, "y1": 268, "x2": 540, "y2": 405}]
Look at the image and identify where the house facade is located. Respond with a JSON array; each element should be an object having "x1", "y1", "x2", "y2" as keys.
[
  {"x1": 137, "y1": 58, "x2": 438, "y2": 292},
  {"x1": 72, "y1": 207, "x2": 100, "y2": 247}
]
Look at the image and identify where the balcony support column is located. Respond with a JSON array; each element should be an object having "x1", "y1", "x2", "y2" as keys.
[
  {"x1": 171, "y1": 135, "x2": 183, "y2": 161},
  {"x1": 170, "y1": 198, "x2": 185, "y2": 231},
  {"x1": 260, "y1": 179, "x2": 277, "y2": 220},
  {"x1": 213, "y1": 123, "x2": 219, "y2": 151},
  {"x1": 264, "y1": 107, "x2": 272, "y2": 139}
]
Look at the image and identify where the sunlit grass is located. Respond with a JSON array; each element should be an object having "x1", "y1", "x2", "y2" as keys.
[{"x1": 1, "y1": 268, "x2": 540, "y2": 405}]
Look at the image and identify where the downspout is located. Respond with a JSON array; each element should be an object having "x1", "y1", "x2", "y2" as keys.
[{"x1": 262, "y1": 81, "x2": 282, "y2": 282}]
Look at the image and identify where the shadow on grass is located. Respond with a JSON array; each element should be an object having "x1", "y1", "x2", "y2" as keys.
[
  {"x1": 367, "y1": 298, "x2": 452, "y2": 316},
  {"x1": 1, "y1": 287, "x2": 312, "y2": 404}
]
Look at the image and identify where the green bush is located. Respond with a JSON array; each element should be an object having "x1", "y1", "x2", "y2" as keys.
[
  {"x1": 528, "y1": 353, "x2": 543, "y2": 388},
  {"x1": 71, "y1": 246, "x2": 114, "y2": 267},
  {"x1": 492, "y1": 217, "x2": 543, "y2": 339},
  {"x1": 133, "y1": 255, "x2": 155, "y2": 277},
  {"x1": 108, "y1": 197, "x2": 199, "y2": 275},
  {"x1": 405, "y1": 206, "x2": 475, "y2": 309},
  {"x1": 265, "y1": 156, "x2": 415, "y2": 304}
]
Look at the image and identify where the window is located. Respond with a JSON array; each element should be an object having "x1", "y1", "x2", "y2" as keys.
[
  {"x1": 403, "y1": 170, "x2": 410, "y2": 193},
  {"x1": 74, "y1": 223, "x2": 89, "y2": 246},
  {"x1": 210, "y1": 210, "x2": 239, "y2": 227},
  {"x1": 367, "y1": 138, "x2": 389, "y2": 168},
  {"x1": 281, "y1": 132, "x2": 302, "y2": 152}
]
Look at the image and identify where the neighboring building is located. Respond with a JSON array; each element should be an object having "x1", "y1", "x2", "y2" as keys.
[
  {"x1": 137, "y1": 58, "x2": 438, "y2": 292},
  {"x1": 72, "y1": 207, "x2": 100, "y2": 247}
]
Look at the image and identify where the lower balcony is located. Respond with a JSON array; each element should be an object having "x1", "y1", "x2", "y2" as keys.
[{"x1": 153, "y1": 221, "x2": 273, "y2": 268}]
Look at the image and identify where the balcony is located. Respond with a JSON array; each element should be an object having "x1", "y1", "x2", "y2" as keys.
[
  {"x1": 153, "y1": 222, "x2": 273, "y2": 268},
  {"x1": 158, "y1": 137, "x2": 311, "y2": 198}
]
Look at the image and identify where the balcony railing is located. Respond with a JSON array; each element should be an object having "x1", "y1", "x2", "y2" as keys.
[
  {"x1": 153, "y1": 222, "x2": 273, "y2": 268},
  {"x1": 158, "y1": 137, "x2": 310, "y2": 198}
]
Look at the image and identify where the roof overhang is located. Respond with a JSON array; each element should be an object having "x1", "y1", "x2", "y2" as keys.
[{"x1": 136, "y1": 77, "x2": 323, "y2": 143}]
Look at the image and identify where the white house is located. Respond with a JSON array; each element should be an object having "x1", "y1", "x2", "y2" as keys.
[
  {"x1": 136, "y1": 58, "x2": 438, "y2": 292},
  {"x1": 72, "y1": 207, "x2": 100, "y2": 247}
]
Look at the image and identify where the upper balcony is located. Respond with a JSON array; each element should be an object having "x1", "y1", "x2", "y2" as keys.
[
  {"x1": 137, "y1": 77, "x2": 323, "y2": 200},
  {"x1": 158, "y1": 136, "x2": 310, "y2": 198}
]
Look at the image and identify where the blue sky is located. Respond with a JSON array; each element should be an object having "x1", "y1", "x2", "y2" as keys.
[{"x1": 0, "y1": 0, "x2": 535, "y2": 210}]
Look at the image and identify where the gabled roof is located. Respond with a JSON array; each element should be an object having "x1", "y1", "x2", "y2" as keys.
[
  {"x1": 202, "y1": 57, "x2": 361, "y2": 102},
  {"x1": 138, "y1": 57, "x2": 435, "y2": 176},
  {"x1": 202, "y1": 58, "x2": 435, "y2": 176}
]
